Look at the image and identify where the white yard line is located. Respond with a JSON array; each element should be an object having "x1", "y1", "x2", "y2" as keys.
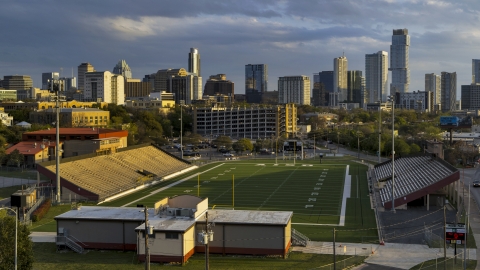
[
  {"x1": 338, "y1": 165, "x2": 350, "y2": 226},
  {"x1": 121, "y1": 163, "x2": 226, "y2": 207},
  {"x1": 292, "y1": 165, "x2": 351, "y2": 227}
]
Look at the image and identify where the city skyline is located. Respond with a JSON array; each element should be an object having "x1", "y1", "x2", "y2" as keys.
[{"x1": 0, "y1": 1, "x2": 479, "y2": 97}]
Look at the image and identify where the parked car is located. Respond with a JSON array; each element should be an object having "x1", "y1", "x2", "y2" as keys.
[
  {"x1": 473, "y1": 180, "x2": 480, "y2": 187},
  {"x1": 219, "y1": 148, "x2": 230, "y2": 153},
  {"x1": 223, "y1": 153, "x2": 235, "y2": 157}
]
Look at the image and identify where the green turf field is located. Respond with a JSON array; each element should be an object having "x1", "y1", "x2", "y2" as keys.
[{"x1": 101, "y1": 158, "x2": 378, "y2": 243}]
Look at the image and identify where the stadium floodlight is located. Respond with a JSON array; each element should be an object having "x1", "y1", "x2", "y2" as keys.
[
  {"x1": 49, "y1": 78, "x2": 64, "y2": 204},
  {"x1": 388, "y1": 94, "x2": 396, "y2": 213}
]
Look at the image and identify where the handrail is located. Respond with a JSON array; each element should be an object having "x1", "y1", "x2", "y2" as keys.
[
  {"x1": 25, "y1": 196, "x2": 45, "y2": 221},
  {"x1": 68, "y1": 234, "x2": 88, "y2": 247}
]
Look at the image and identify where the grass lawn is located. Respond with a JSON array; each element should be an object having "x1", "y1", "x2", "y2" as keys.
[
  {"x1": 33, "y1": 243, "x2": 366, "y2": 269},
  {"x1": 0, "y1": 169, "x2": 49, "y2": 181},
  {"x1": 0, "y1": 185, "x2": 23, "y2": 199}
]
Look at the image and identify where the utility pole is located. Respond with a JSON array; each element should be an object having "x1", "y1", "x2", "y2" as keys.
[
  {"x1": 144, "y1": 206, "x2": 150, "y2": 270},
  {"x1": 50, "y1": 79, "x2": 62, "y2": 204},
  {"x1": 443, "y1": 204, "x2": 446, "y2": 270},
  {"x1": 378, "y1": 101, "x2": 382, "y2": 163},
  {"x1": 201, "y1": 212, "x2": 214, "y2": 270},
  {"x1": 333, "y1": 228, "x2": 336, "y2": 270}
]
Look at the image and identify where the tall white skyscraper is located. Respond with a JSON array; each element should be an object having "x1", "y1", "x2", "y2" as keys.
[
  {"x1": 365, "y1": 51, "x2": 389, "y2": 103},
  {"x1": 278, "y1": 75, "x2": 310, "y2": 105},
  {"x1": 333, "y1": 55, "x2": 348, "y2": 104},
  {"x1": 389, "y1": 29, "x2": 410, "y2": 95},
  {"x1": 188, "y1": 48, "x2": 201, "y2": 76},
  {"x1": 472, "y1": 59, "x2": 480, "y2": 84},
  {"x1": 84, "y1": 71, "x2": 124, "y2": 105},
  {"x1": 425, "y1": 73, "x2": 441, "y2": 105}
]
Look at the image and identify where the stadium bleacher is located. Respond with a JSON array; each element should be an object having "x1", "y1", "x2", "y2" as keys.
[
  {"x1": 373, "y1": 155, "x2": 458, "y2": 207},
  {"x1": 41, "y1": 144, "x2": 193, "y2": 202}
]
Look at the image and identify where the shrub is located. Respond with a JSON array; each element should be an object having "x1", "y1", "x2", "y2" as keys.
[{"x1": 31, "y1": 198, "x2": 51, "y2": 222}]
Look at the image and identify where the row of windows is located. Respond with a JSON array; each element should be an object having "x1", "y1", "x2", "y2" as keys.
[
  {"x1": 142, "y1": 232, "x2": 178, "y2": 239},
  {"x1": 196, "y1": 110, "x2": 274, "y2": 115}
]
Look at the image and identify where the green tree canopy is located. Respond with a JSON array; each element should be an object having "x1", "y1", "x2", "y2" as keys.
[
  {"x1": 232, "y1": 138, "x2": 253, "y2": 154},
  {"x1": 213, "y1": 135, "x2": 232, "y2": 149},
  {"x1": 0, "y1": 210, "x2": 34, "y2": 270}
]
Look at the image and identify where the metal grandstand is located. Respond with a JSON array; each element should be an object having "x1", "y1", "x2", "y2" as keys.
[
  {"x1": 372, "y1": 154, "x2": 460, "y2": 209},
  {"x1": 36, "y1": 143, "x2": 197, "y2": 202}
]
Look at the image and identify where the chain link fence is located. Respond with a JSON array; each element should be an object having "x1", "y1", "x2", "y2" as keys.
[
  {"x1": 409, "y1": 251, "x2": 476, "y2": 270},
  {"x1": 308, "y1": 248, "x2": 370, "y2": 269}
]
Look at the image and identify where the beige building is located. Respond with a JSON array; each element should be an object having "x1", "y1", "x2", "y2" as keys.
[
  {"x1": 29, "y1": 108, "x2": 110, "y2": 128},
  {"x1": 125, "y1": 92, "x2": 175, "y2": 114},
  {"x1": 1, "y1": 100, "x2": 108, "y2": 112},
  {"x1": 125, "y1": 78, "x2": 151, "y2": 98},
  {"x1": 84, "y1": 71, "x2": 124, "y2": 105}
]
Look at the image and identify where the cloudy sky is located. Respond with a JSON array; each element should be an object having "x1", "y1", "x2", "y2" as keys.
[{"x1": 1, "y1": 0, "x2": 479, "y2": 96}]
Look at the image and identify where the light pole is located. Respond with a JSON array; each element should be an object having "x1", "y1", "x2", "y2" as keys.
[
  {"x1": 49, "y1": 79, "x2": 63, "y2": 204},
  {"x1": 389, "y1": 95, "x2": 396, "y2": 213},
  {"x1": 378, "y1": 100, "x2": 382, "y2": 163},
  {"x1": 140, "y1": 206, "x2": 153, "y2": 270},
  {"x1": 0, "y1": 207, "x2": 17, "y2": 270},
  {"x1": 179, "y1": 100, "x2": 184, "y2": 159}
]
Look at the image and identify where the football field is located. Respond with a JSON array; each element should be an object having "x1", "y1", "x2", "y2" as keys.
[{"x1": 110, "y1": 161, "x2": 349, "y2": 225}]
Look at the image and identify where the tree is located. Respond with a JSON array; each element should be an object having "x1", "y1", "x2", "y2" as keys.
[
  {"x1": 410, "y1": 143, "x2": 421, "y2": 154},
  {"x1": 213, "y1": 136, "x2": 232, "y2": 149},
  {"x1": 183, "y1": 133, "x2": 203, "y2": 145},
  {"x1": 232, "y1": 138, "x2": 253, "y2": 154},
  {"x1": 0, "y1": 210, "x2": 34, "y2": 270},
  {"x1": 7, "y1": 149, "x2": 24, "y2": 167}
]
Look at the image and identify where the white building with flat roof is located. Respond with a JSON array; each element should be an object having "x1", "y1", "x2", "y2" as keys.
[
  {"x1": 278, "y1": 75, "x2": 310, "y2": 105},
  {"x1": 84, "y1": 71, "x2": 124, "y2": 105}
]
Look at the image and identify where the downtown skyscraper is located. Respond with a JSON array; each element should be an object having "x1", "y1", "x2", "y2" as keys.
[
  {"x1": 188, "y1": 48, "x2": 201, "y2": 76},
  {"x1": 245, "y1": 64, "x2": 268, "y2": 103},
  {"x1": 425, "y1": 73, "x2": 441, "y2": 105},
  {"x1": 365, "y1": 51, "x2": 389, "y2": 103},
  {"x1": 389, "y1": 29, "x2": 410, "y2": 95},
  {"x1": 333, "y1": 55, "x2": 348, "y2": 105}
]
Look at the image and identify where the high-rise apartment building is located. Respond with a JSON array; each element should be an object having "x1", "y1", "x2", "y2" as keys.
[
  {"x1": 203, "y1": 74, "x2": 234, "y2": 97},
  {"x1": 78, "y1": 63, "x2": 95, "y2": 91},
  {"x1": 311, "y1": 82, "x2": 328, "y2": 107},
  {"x1": 1, "y1": 75, "x2": 33, "y2": 91},
  {"x1": 472, "y1": 59, "x2": 480, "y2": 84},
  {"x1": 84, "y1": 71, "x2": 124, "y2": 105},
  {"x1": 425, "y1": 73, "x2": 441, "y2": 105},
  {"x1": 333, "y1": 55, "x2": 348, "y2": 104},
  {"x1": 113, "y1": 60, "x2": 132, "y2": 79},
  {"x1": 318, "y1": 71, "x2": 334, "y2": 93},
  {"x1": 245, "y1": 64, "x2": 268, "y2": 103},
  {"x1": 165, "y1": 72, "x2": 202, "y2": 104},
  {"x1": 154, "y1": 68, "x2": 187, "y2": 92},
  {"x1": 278, "y1": 76, "x2": 310, "y2": 105},
  {"x1": 42, "y1": 72, "x2": 60, "y2": 89},
  {"x1": 347, "y1": 70, "x2": 363, "y2": 103},
  {"x1": 461, "y1": 85, "x2": 480, "y2": 110},
  {"x1": 441, "y1": 72, "x2": 457, "y2": 112},
  {"x1": 395, "y1": 91, "x2": 433, "y2": 112},
  {"x1": 188, "y1": 48, "x2": 201, "y2": 76},
  {"x1": 389, "y1": 29, "x2": 410, "y2": 94},
  {"x1": 365, "y1": 51, "x2": 389, "y2": 103}
]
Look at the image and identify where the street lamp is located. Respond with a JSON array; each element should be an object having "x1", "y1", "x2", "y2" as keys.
[
  {"x1": 388, "y1": 95, "x2": 396, "y2": 213},
  {"x1": 0, "y1": 207, "x2": 17, "y2": 270}
]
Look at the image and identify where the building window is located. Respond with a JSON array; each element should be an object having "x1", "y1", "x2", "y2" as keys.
[{"x1": 166, "y1": 232, "x2": 179, "y2": 239}]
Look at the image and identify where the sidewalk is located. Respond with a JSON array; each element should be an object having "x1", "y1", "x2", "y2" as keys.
[
  {"x1": 293, "y1": 241, "x2": 476, "y2": 270},
  {"x1": 30, "y1": 232, "x2": 56, "y2": 243}
]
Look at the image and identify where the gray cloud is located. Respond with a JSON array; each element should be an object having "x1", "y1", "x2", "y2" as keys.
[{"x1": 0, "y1": 0, "x2": 479, "y2": 96}]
